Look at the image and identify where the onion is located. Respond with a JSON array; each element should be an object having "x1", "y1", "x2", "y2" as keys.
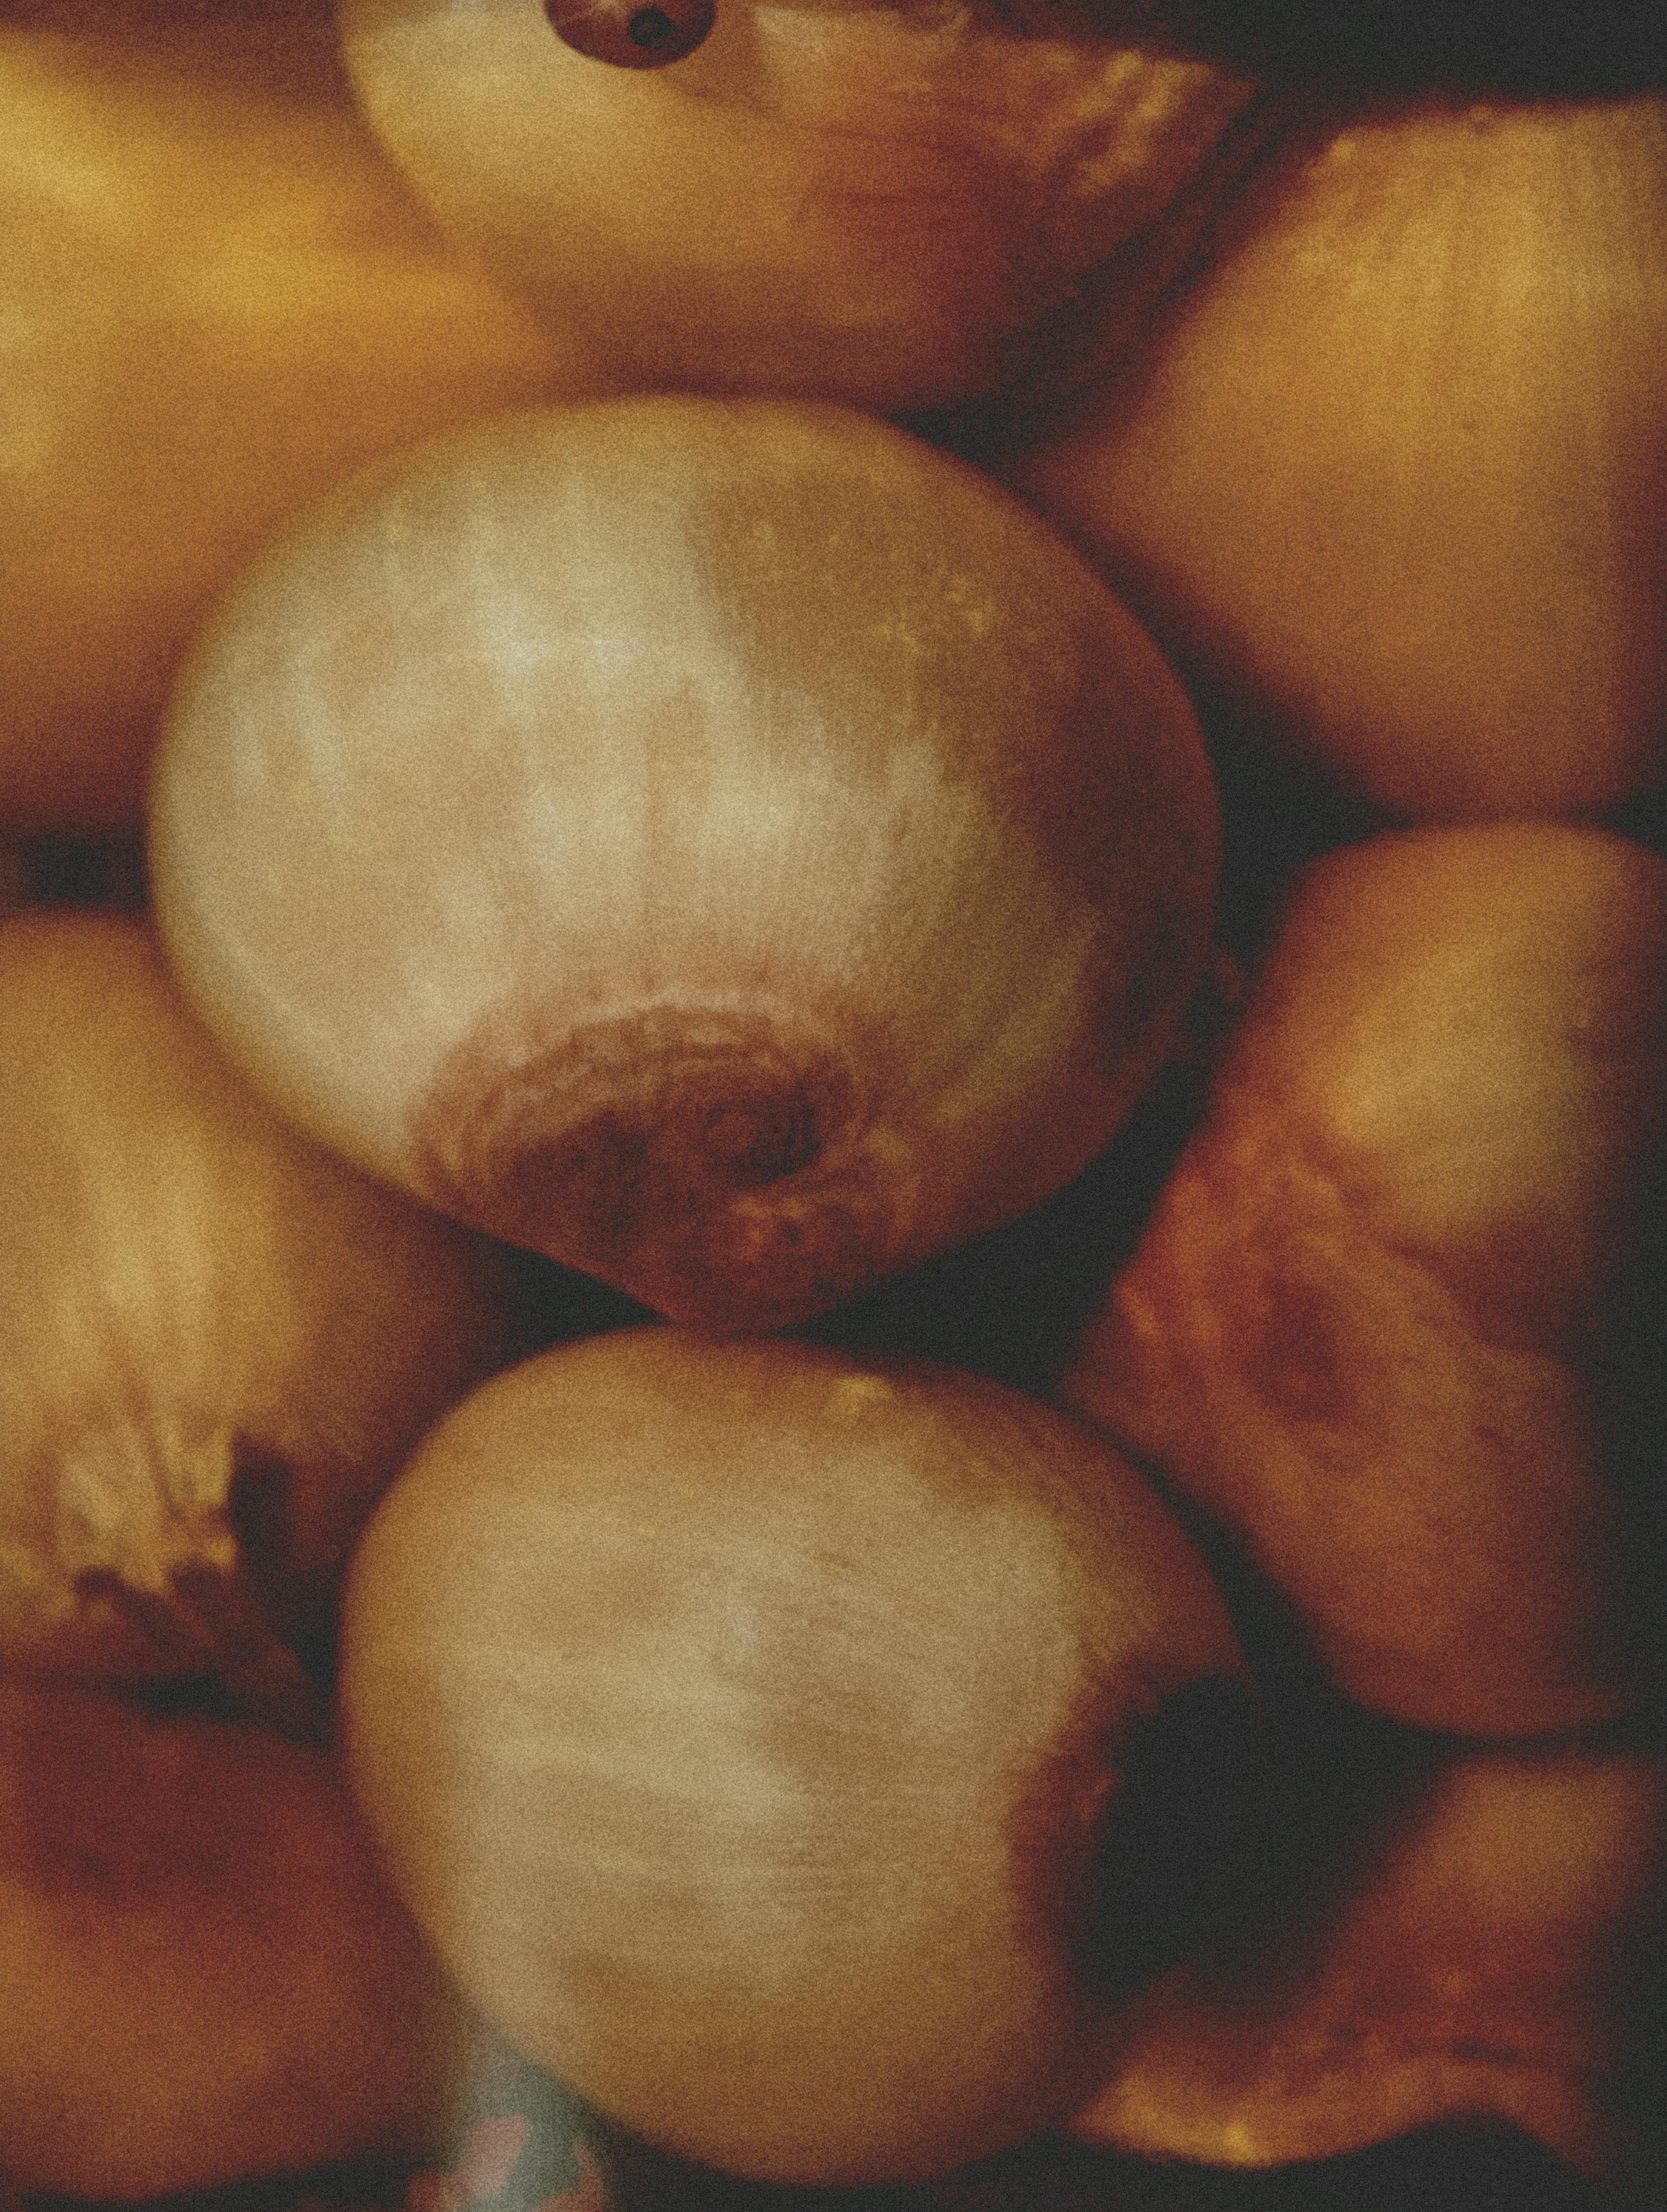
[
  {"x1": 1063, "y1": 822, "x2": 1667, "y2": 1736},
  {"x1": 0, "y1": 1672, "x2": 476, "y2": 2198},
  {"x1": 0, "y1": 0, "x2": 605, "y2": 836},
  {"x1": 152, "y1": 396, "x2": 1219, "y2": 1334},
  {"x1": 1009, "y1": 89, "x2": 1667, "y2": 819},
  {"x1": 1075, "y1": 1737, "x2": 1666, "y2": 2179},
  {"x1": 338, "y1": 1328, "x2": 1251, "y2": 2184},
  {"x1": 334, "y1": 0, "x2": 1273, "y2": 412},
  {"x1": 0, "y1": 909, "x2": 521, "y2": 1698}
]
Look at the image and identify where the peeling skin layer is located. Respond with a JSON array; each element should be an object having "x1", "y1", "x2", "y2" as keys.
[
  {"x1": 339, "y1": 0, "x2": 1277, "y2": 406},
  {"x1": 414, "y1": 997, "x2": 916, "y2": 1332}
]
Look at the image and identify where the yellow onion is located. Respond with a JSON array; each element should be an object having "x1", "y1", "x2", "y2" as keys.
[
  {"x1": 1075, "y1": 1737, "x2": 1666, "y2": 2180},
  {"x1": 335, "y1": 0, "x2": 1276, "y2": 412},
  {"x1": 1063, "y1": 823, "x2": 1667, "y2": 1736},
  {"x1": 339, "y1": 1329, "x2": 1251, "y2": 2184},
  {"x1": 0, "y1": 0, "x2": 606, "y2": 835},
  {"x1": 0, "y1": 909, "x2": 520, "y2": 1696},
  {"x1": 0, "y1": 1672, "x2": 481, "y2": 2197},
  {"x1": 152, "y1": 396, "x2": 1219, "y2": 1333},
  {"x1": 1011, "y1": 89, "x2": 1667, "y2": 819}
]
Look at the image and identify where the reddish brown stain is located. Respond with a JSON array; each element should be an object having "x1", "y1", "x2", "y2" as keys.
[{"x1": 410, "y1": 999, "x2": 917, "y2": 1332}]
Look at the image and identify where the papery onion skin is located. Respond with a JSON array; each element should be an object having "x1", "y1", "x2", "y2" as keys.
[
  {"x1": 0, "y1": 0, "x2": 606, "y2": 836},
  {"x1": 1074, "y1": 1739, "x2": 1666, "y2": 2180},
  {"x1": 1063, "y1": 823, "x2": 1667, "y2": 1737},
  {"x1": 0, "y1": 911, "x2": 522, "y2": 1690},
  {"x1": 1010, "y1": 91, "x2": 1667, "y2": 821},
  {"x1": 152, "y1": 396, "x2": 1219, "y2": 1335},
  {"x1": 339, "y1": 1329, "x2": 1249, "y2": 2185},
  {"x1": 0, "y1": 1673, "x2": 479, "y2": 2197},
  {"x1": 335, "y1": 0, "x2": 1277, "y2": 413}
]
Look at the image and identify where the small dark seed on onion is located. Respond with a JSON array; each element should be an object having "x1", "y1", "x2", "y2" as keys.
[{"x1": 545, "y1": 0, "x2": 716, "y2": 69}]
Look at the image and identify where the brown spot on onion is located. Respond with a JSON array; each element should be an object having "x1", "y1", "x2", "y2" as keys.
[
  {"x1": 340, "y1": 1330, "x2": 1251, "y2": 2185},
  {"x1": 152, "y1": 397, "x2": 1218, "y2": 1335},
  {"x1": 545, "y1": 0, "x2": 715, "y2": 69}
]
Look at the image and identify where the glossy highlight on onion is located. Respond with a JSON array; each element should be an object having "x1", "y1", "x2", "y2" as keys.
[
  {"x1": 153, "y1": 396, "x2": 1219, "y2": 1335},
  {"x1": 340, "y1": 1329, "x2": 1252, "y2": 2184}
]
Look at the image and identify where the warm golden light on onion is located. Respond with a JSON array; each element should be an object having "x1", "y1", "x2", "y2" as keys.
[
  {"x1": 1063, "y1": 823, "x2": 1667, "y2": 1736},
  {"x1": 1011, "y1": 91, "x2": 1667, "y2": 820},
  {"x1": 0, "y1": 0, "x2": 606, "y2": 835},
  {"x1": 339, "y1": 1329, "x2": 1250, "y2": 2184},
  {"x1": 336, "y1": 0, "x2": 1272, "y2": 411},
  {"x1": 153, "y1": 396, "x2": 1219, "y2": 1334},
  {"x1": 0, "y1": 910, "x2": 520, "y2": 1695}
]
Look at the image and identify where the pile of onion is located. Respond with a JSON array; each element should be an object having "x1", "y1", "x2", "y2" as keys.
[
  {"x1": 0, "y1": 909, "x2": 532, "y2": 2195},
  {"x1": 4, "y1": 11, "x2": 1664, "y2": 2197}
]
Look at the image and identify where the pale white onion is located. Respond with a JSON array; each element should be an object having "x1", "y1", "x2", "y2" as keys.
[{"x1": 153, "y1": 396, "x2": 1219, "y2": 1333}]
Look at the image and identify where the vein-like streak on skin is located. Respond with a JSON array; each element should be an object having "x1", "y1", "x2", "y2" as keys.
[
  {"x1": 0, "y1": 911, "x2": 517, "y2": 1688},
  {"x1": 338, "y1": 0, "x2": 1272, "y2": 407},
  {"x1": 1012, "y1": 89, "x2": 1667, "y2": 819}
]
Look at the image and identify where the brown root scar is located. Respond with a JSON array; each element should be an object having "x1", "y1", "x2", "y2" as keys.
[{"x1": 410, "y1": 1001, "x2": 918, "y2": 1333}]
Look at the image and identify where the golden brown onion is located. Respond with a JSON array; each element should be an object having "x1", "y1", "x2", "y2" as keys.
[
  {"x1": 1011, "y1": 91, "x2": 1667, "y2": 819},
  {"x1": 1063, "y1": 823, "x2": 1667, "y2": 1736},
  {"x1": 335, "y1": 0, "x2": 1273, "y2": 411},
  {"x1": 0, "y1": 0, "x2": 606, "y2": 835},
  {"x1": 1075, "y1": 1738, "x2": 1666, "y2": 2179},
  {"x1": 0, "y1": 910, "x2": 520, "y2": 1696},
  {"x1": 339, "y1": 1329, "x2": 1250, "y2": 2184},
  {"x1": 152, "y1": 397, "x2": 1219, "y2": 1334}
]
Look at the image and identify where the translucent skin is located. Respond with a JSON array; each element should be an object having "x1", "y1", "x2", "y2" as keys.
[
  {"x1": 0, "y1": 912, "x2": 520, "y2": 1691},
  {"x1": 337, "y1": 0, "x2": 1273, "y2": 411}
]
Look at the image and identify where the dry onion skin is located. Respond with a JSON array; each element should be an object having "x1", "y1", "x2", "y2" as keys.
[
  {"x1": 1074, "y1": 1739, "x2": 1667, "y2": 2180},
  {"x1": 333, "y1": 0, "x2": 1279, "y2": 412},
  {"x1": 0, "y1": 910, "x2": 520, "y2": 1700},
  {"x1": 1009, "y1": 90, "x2": 1667, "y2": 820},
  {"x1": 0, "y1": 1673, "x2": 477, "y2": 2199},
  {"x1": 0, "y1": 0, "x2": 606, "y2": 837},
  {"x1": 339, "y1": 1329, "x2": 1250, "y2": 2185},
  {"x1": 151, "y1": 396, "x2": 1219, "y2": 1335},
  {"x1": 1063, "y1": 823, "x2": 1667, "y2": 1737}
]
